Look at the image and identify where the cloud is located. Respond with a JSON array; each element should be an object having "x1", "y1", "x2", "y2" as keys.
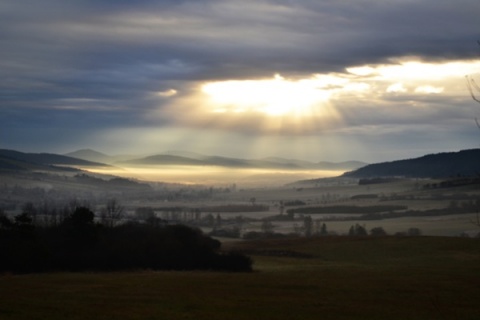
[
  {"x1": 1, "y1": 0, "x2": 479, "y2": 161},
  {"x1": 414, "y1": 86, "x2": 444, "y2": 94},
  {"x1": 387, "y1": 83, "x2": 407, "y2": 93},
  {"x1": 144, "y1": 59, "x2": 480, "y2": 135}
]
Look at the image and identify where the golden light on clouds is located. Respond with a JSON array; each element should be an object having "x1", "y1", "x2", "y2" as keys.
[
  {"x1": 415, "y1": 86, "x2": 444, "y2": 94},
  {"x1": 196, "y1": 73, "x2": 361, "y2": 133},
  {"x1": 155, "y1": 57, "x2": 480, "y2": 135},
  {"x1": 158, "y1": 73, "x2": 344, "y2": 134},
  {"x1": 202, "y1": 74, "x2": 332, "y2": 117},
  {"x1": 156, "y1": 89, "x2": 177, "y2": 97},
  {"x1": 386, "y1": 83, "x2": 407, "y2": 93},
  {"x1": 373, "y1": 58, "x2": 476, "y2": 80}
]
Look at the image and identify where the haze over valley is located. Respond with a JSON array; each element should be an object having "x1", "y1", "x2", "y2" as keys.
[
  {"x1": 1, "y1": 147, "x2": 479, "y2": 238},
  {"x1": 62, "y1": 148, "x2": 364, "y2": 186},
  {"x1": 1, "y1": 1, "x2": 480, "y2": 318}
]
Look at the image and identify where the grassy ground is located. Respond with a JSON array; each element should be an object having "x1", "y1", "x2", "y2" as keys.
[{"x1": 0, "y1": 236, "x2": 479, "y2": 320}]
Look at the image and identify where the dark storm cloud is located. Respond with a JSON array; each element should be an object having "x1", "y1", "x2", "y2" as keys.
[{"x1": 2, "y1": 0, "x2": 478, "y2": 98}]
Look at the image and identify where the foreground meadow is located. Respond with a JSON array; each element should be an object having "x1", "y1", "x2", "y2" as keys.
[{"x1": 0, "y1": 236, "x2": 479, "y2": 320}]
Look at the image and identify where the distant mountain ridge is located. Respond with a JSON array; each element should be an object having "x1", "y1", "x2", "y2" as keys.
[
  {"x1": 164, "y1": 151, "x2": 366, "y2": 170},
  {"x1": 117, "y1": 152, "x2": 367, "y2": 170},
  {"x1": 119, "y1": 154, "x2": 206, "y2": 166},
  {"x1": 342, "y1": 149, "x2": 480, "y2": 178},
  {"x1": 1, "y1": 148, "x2": 367, "y2": 172},
  {"x1": 65, "y1": 149, "x2": 136, "y2": 164},
  {"x1": 0, "y1": 149, "x2": 109, "y2": 171},
  {"x1": 63, "y1": 148, "x2": 367, "y2": 170},
  {"x1": 4, "y1": 148, "x2": 478, "y2": 180}
]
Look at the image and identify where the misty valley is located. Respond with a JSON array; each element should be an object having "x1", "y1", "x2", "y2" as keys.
[
  {"x1": 3, "y1": 1, "x2": 480, "y2": 318},
  {"x1": 1, "y1": 148, "x2": 479, "y2": 239},
  {"x1": 1, "y1": 148, "x2": 479, "y2": 319}
]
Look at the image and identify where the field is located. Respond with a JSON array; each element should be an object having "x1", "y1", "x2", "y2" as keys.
[
  {"x1": 175, "y1": 177, "x2": 480, "y2": 237},
  {"x1": 2, "y1": 170, "x2": 480, "y2": 238},
  {"x1": 1, "y1": 165, "x2": 480, "y2": 318},
  {"x1": 1, "y1": 236, "x2": 479, "y2": 320}
]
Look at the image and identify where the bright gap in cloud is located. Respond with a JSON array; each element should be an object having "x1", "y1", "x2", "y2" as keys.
[
  {"x1": 156, "y1": 57, "x2": 480, "y2": 136},
  {"x1": 200, "y1": 58, "x2": 480, "y2": 114},
  {"x1": 202, "y1": 74, "x2": 333, "y2": 117}
]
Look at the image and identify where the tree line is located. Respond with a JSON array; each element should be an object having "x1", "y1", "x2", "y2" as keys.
[{"x1": 0, "y1": 206, "x2": 252, "y2": 274}]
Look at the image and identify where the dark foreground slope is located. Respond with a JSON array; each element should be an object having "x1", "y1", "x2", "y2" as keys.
[
  {"x1": 343, "y1": 149, "x2": 480, "y2": 178},
  {"x1": 0, "y1": 236, "x2": 478, "y2": 320}
]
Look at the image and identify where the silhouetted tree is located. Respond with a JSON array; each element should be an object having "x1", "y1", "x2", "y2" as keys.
[
  {"x1": 215, "y1": 213, "x2": 222, "y2": 227},
  {"x1": 61, "y1": 206, "x2": 98, "y2": 254},
  {"x1": 0, "y1": 212, "x2": 46, "y2": 273},
  {"x1": 14, "y1": 213, "x2": 35, "y2": 234},
  {"x1": 0, "y1": 204, "x2": 253, "y2": 273},
  {"x1": 0, "y1": 210, "x2": 13, "y2": 229},
  {"x1": 21, "y1": 202, "x2": 37, "y2": 225},
  {"x1": 407, "y1": 227, "x2": 422, "y2": 236},
  {"x1": 320, "y1": 223, "x2": 328, "y2": 236},
  {"x1": 303, "y1": 215, "x2": 313, "y2": 237},
  {"x1": 100, "y1": 198, "x2": 124, "y2": 227},
  {"x1": 348, "y1": 223, "x2": 368, "y2": 236},
  {"x1": 370, "y1": 227, "x2": 387, "y2": 236},
  {"x1": 348, "y1": 225, "x2": 355, "y2": 236}
]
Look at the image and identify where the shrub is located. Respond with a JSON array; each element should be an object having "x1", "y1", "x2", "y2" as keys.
[
  {"x1": 407, "y1": 227, "x2": 422, "y2": 236},
  {"x1": 370, "y1": 227, "x2": 387, "y2": 236}
]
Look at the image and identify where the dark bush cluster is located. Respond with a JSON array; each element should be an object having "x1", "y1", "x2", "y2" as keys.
[{"x1": 0, "y1": 207, "x2": 252, "y2": 274}]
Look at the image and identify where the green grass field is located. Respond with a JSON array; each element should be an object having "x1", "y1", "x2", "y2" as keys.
[{"x1": 0, "y1": 236, "x2": 479, "y2": 320}]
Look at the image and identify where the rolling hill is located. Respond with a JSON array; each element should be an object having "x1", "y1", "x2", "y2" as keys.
[
  {"x1": 117, "y1": 152, "x2": 367, "y2": 170},
  {"x1": 1, "y1": 148, "x2": 367, "y2": 174},
  {"x1": 342, "y1": 149, "x2": 480, "y2": 178},
  {"x1": 118, "y1": 154, "x2": 207, "y2": 166},
  {"x1": 65, "y1": 149, "x2": 136, "y2": 164},
  {"x1": 0, "y1": 149, "x2": 109, "y2": 171}
]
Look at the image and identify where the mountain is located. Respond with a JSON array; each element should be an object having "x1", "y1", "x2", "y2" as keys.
[
  {"x1": 261, "y1": 157, "x2": 318, "y2": 168},
  {"x1": 0, "y1": 148, "x2": 367, "y2": 172},
  {"x1": 118, "y1": 154, "x2": 206, "y2": 166},
  {"x1": 164, "y1": 153, "x2": 322, "y2": 168},
  {"x1": 120, "y1": 153, "x2": 367, "y2": 170},
  {"x1": 65, "y1": 149, "x2": 136, "y2": 164},
  {"x1": 342, "y1": 149, "x2": 480, "y2": 178},
  {"x1": 165, "y1": 150, "x2": 208, "y2": 160},
  {"x1": 119, "y1": 154, "x2": 254, "y2": 167},
  {"x1": 0, "y1": 153, "x2": 57, "y2": 171},
  {"x1": 201, "y1": 156, "x2": 252, "y2": 167},
  {"x1": 318, "y1": 161, "x2": 368, "y2": 171},
  {"x1": 0, "y1": 149, "x2": 108, "y2": 171},
  {"x1": 65, "y1": 149, "x2": 113, "y2": 164}
]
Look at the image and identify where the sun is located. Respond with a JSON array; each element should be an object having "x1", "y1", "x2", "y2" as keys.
[{"x1": 201, "y1": 74, "x2": 332, "y2": 117}]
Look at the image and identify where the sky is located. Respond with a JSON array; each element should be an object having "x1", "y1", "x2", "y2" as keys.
[{"x1": 1, "y1": 0, "x2": 480, "y2": 163}]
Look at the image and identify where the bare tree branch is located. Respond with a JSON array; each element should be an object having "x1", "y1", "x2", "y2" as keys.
[
  {"x1": 100, "y1": 198, "x2": 125, "y2": 228},
  {"x1": 467, "y1": 41, "x2": 480, "y2": 128},
  {"x1": 466, "y1": 75, "x2": 480, "y2": 103}
]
